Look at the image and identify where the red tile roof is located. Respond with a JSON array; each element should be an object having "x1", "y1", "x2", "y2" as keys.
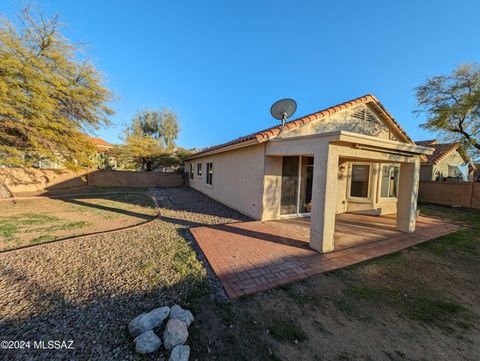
[
  {"x1": 86, "y1": 136, "x2": 113, "y2": 148},
  {"x1": 415, "y1": 140, "x2": 437, "y2": 146},
  {"x1": 187, "y1": 94, "x2": 413, "y2": 159},
  {"x1": 419, "y1": 142, "x2": 460, "y2": 164}
]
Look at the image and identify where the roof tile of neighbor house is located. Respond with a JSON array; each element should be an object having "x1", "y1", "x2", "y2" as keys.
[
  {"x1": 87, "y1": 137, "x2": 113, "y2": 147},
  {"x1": 418, "y1": 142, "x2": 460, "y2": 164},
  {"x1": 188, "y1": 94, "x2": 413, "y2": 159},
  {"x1": 415, "y1": 139, "x2": 438, "y2": 146}
]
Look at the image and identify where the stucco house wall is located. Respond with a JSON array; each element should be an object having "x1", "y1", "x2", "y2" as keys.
[
  {"x1": 419, "y1": 145, "x2": 473, "y2": 181},
  {"x1": 184, "y1": 96, "x2": 430, "y2": 227},
  {"x1": 420, "y1": 164, "x2": 434, "y2": 181},
  {"x1": 186, "y1": 104, "x2": 410, "y2": 220},
  {"x1": 185, "y1": 143, "x2": 266, "y2": 219},
  {"x1": 432, "y1": 150, "x2": 466, "y2": 179}
]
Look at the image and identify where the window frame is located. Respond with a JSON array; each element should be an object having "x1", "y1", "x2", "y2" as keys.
[
  {"x1": 347, "y1": 163, "x2": 371, "y2": 201},
  {"x1": 189, "y1": 163, "x2": 194, "y2": 180},
  {"x1": 205, "y1": 161, "x2": 214, "y2": 187},
  {"x1": 379, "y1": 164, "x2": 399, "y2": 199},
  {"x1": 196, "y1": 162, "x2": 202, "y2": 178}
]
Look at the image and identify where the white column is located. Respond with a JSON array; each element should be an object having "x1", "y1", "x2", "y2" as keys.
[
  {"x1": 309, "y1": 143, "x2": 338, "y2": 253},
  {"x1": 396, "y1": 157, "x2": 421, "y2": 232}
]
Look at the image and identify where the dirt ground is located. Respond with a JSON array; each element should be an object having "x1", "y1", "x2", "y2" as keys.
[{"x1": 0, "y1": 191, "x2": 156, "y2": 251}]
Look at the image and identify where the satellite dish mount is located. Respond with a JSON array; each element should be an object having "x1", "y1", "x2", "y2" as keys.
[{"x1": 270, "y1": 98, "x2": 297, "y2": 130}]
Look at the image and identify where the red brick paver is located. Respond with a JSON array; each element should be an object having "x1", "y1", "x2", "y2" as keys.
[{"x1": 191, "y1": 214, "x2": 463, "y2": 299}]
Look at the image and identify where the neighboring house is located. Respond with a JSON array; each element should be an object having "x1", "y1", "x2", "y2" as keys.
[
  {"x1": 24, "y1": 136, "x2": 116, "y2": 170},
  {"x1": 416, "y1": 140, "x2": 476, "y2": 182},
  {"x1": 87, "y1": 136, "x2": 114, "y2": 154},
  {"x1": 87, "y1": 137, "x2": 117, "y2": 170},
  {"x1": 184, "y1": 94, "x2": 433, "y2": 253}
]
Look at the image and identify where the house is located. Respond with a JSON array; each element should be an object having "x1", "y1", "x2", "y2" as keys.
[
  {"x1": 86, "y1": 137, "x2": 117, "y2": 170},
  {"x1": 86, "y1": 136, "x2": 114, "y2": 154},
  {"x1": 19, "y1": 136, "x2": 116, "y2": 170},
  {"x1": 184, "y1": 95, "x2": 433, "y2": 253},
  {"x1": 416, "y1": 140, "x2": 476, "y2": 181}
]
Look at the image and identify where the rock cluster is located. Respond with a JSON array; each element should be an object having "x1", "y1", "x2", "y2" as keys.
[{"x1": 128, "y1": 304, "x2": 193, "y2": 360}]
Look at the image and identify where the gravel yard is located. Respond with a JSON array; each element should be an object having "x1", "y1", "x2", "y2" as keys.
[
  {"x1": 0, "y1": 187, "x2": 249, "y2": 361},
  {"x1": 1, "y1": 187, "x2": 479, "y2": 361}
]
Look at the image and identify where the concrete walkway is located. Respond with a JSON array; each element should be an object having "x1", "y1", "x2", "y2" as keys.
[{"x1": 191, "y1": 214, "x2": 463, "y2": 299}]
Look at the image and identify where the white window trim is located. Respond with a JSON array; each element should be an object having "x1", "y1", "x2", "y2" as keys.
[
  {"x1": 347, "y1": 162, "x2": 372, "y2": 203},
  {"x1": 379, "y1": 164, "x2": 400, "y2": 200}
]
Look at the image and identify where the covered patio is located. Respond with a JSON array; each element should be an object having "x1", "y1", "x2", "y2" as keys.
[
  {"x1": 191, "y1": 213, "x2": 463, "y2": 299},
  {"x1": 263, "y1": 131, "x2": 435, "y2": 253}
]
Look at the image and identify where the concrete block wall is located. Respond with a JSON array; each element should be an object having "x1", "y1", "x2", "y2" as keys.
[
  {"x1": 0, "y1": 168, "x2": 88, "y2": 193},
  {"x1": 87, "y1": 170, "x2": 184, "y2": 188},
  {"x1": 0, "y1": 168, "x2": 184, "y2": 194},
  {"x1": 418, "y1": 181, "x2": 480, "y2": 209}
]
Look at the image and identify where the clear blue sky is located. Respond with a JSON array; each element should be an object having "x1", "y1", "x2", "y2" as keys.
[{"x1": 2, "y1": 0, "x2": 479, "y2": 148}]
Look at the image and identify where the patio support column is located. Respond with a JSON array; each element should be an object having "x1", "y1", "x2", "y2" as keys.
[
  {"x1": 309, "y1": 143, "x2": 338, "y2": 253},
  {"x1": 396, "y1": 157, "x2": 421, "y2": 233}
]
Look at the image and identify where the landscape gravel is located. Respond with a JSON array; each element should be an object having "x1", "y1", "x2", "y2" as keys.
[{"x1": 0, "y1": 187, "x2": 250, "y2": 361}]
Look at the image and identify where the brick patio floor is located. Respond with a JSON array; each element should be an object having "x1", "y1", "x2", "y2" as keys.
[{"x1": 191, "y1": 213, "x2": 463, "y2": 299}]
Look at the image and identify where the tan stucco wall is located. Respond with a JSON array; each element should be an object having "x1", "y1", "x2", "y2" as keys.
[
  {"x1": 277, "y1": 104, "x2": 398, "y2": 141},
  {"x1": 432, "y1": 150, "x2": 466, "y2": 179},
  {"x1": 261, "y1": 156, "x2": 283, "y2": 220},
  {"x1": 420, "y1": 164, "x2": 433, "y2": 181},
  {"x1": 185, "y1": 144, "x2": 266, "y2": 219},
  {"x1": 420, "y1": 150, "x2": 469, "y2": 181}
]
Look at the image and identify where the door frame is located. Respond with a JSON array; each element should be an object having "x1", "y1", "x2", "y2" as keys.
[{"x1": 280, "y1": 155, "x2": 312, "y2": 218}]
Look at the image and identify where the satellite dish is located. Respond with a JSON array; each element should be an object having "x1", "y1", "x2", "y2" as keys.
[{"x1": 270, "y1": 98, "x2": 297, "y2": 129}]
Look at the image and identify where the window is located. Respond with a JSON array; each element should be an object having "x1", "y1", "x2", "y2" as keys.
[
  {"x1": 380, "y1": 165, "x2": 399, "y2": 198},
  {"x1": 189, "y1": 163, "x2": 194, "y2": 180},
  {"x1": 206, "y1": 162, "x2": 213, "y2": 185},
  {"x1": 197, "y1": 162, "x2": 202, "y2": 177},
  {"x1": 350, "y1": 165, "x2": 370, "y2": 198}
]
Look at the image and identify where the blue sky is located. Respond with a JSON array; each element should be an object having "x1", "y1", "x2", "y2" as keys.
[{"x1": 2, "y1": 0, "x2": 479, "y2": 148}]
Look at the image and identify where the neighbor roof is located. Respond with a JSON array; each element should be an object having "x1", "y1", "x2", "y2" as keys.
[
  {"x1": 186, "y1": 94, "x2": 413, "y2": 160},
  {"x1": 415, "y1": 140, "x2": 437, "y2": 146},
  {"x1": 418, "y1": 142, "x2": 461, "y2": 164},
  {"x1": 87, "y1": 136, "x2": 113, "y2": 148}
]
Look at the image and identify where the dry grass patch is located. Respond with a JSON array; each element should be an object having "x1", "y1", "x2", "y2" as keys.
[{"x1": 0, "y1": 192, "x2": 156, "y2": 251}]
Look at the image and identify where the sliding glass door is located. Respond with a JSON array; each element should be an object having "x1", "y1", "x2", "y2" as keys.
[
  {"x1": 280, "y1": 156, "x2": 314, "y2": 216},
  {"x1": 280, "y1": 156, "x2": 299, "y2": 215}
]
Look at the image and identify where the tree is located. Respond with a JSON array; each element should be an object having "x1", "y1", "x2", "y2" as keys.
[
  {"x1": 130, "y1": 109, "x2": 179, "y2": 149},
  {"x1": 414, "y1": 63, "x2": 480, "y2": 157},
  {"x1": 114, "y1": 109, "x2": 184, "y2": 171},
  {"x1": 0, "y1": 7, "x2": 114, "y2": 169}
]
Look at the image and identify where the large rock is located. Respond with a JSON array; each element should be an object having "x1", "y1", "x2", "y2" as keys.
[
  {"x1": 169, "y1": 345, "x2": 190, "y2": 361},
  {"x1": 129, "y1": 306, "x2": 170, "y2": 337},
  {"x1": 169, "y1": 304, "x2": 194, "y2": 327},
  {"x1": 134, "y1": 330, "x2": 162, "y2": 354},
  {"x1": 163, "y1": 319, "x2": 188, "y2": 350}
]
